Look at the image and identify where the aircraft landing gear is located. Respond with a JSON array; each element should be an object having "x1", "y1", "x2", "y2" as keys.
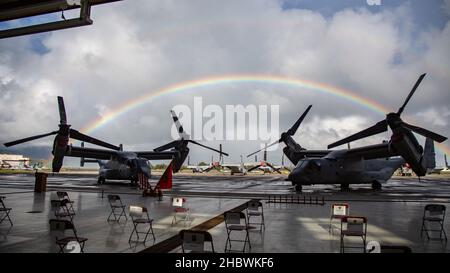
[
  {"x1": 97, "y1": 177, "x2": 105, "y2": 184},
  {"x1": 340, "y1": 183, "x2": 350, "y2": 190},
  {"x1": 372, "y1": 181, "x2": 382, "y2": 190},
  {"x1": 295, "y1": 184, "x2": 302, "y2": 192}
]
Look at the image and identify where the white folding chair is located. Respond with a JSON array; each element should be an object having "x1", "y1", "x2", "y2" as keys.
[
  {"x1": 128, "y1": 205, "x2": 155, "y2": 243},
  {"x1": 329, "y1": 203, "x2": 349, "y2": 234},
  {"x1": 171, "y1": 197, "x2": 191, "y2": 226}
]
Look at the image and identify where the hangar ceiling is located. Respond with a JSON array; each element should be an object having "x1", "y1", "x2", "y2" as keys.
[{"x1": 0, "y1": 0, "x2": 122, "y2": 39}]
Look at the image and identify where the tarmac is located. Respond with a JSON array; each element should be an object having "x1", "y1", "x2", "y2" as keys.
[{"x1": 1, "y1": 172, "x2": 449, "y2": 253}]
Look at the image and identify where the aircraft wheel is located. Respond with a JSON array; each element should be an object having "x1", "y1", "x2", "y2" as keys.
[
  {"x1": 340, "y1": 183, "x2": 350, "y2": 190},
  {"x1": 295, "y1": 184, "x2": 302, "y2": 192},
  {"x1": 372, "y1": 181, "x2": 382, "y2": 190}
]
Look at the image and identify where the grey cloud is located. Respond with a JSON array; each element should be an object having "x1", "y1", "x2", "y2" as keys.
[{"x1": 0, "y1": 0, "x2": 449, "y2": 166}]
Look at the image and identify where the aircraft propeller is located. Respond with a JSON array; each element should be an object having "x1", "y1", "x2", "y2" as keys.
[
  {"x1": 246, "y1": 105, "x2": 312, "y2": 158},
  {"x1": 153, "y1": 110, "x2": 229, "y2": 156},
  {"x1": 328, "y1": 74, "x2": 447, "y2": 149},
  {"x1": 4, "y1": 96, "x2": 121, "y2": 172}
]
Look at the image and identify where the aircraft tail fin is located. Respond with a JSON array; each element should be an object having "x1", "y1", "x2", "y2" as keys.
[{"x1": 423, "y1": 137, "x2": 436, "y2": 170}]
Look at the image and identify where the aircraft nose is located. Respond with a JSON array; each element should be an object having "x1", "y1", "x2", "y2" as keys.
[{"x1": 287, "y1": 167, "x2": 302, "y2": 183}]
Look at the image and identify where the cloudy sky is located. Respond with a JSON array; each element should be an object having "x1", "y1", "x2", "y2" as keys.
[{"x1": 1, "y1": 0, "x2": 449, "y2": 168}]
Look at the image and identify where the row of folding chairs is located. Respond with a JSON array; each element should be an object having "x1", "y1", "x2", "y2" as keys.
[
  {"x1": 180, "y1": 200, "x2": 265, "y2": 253},
  {"x1": 223, "y1": 200, "x2": 265, "y2": 253},
  {"x1": 48, "y1": 191, "x2": 88, "y2": 253},
  {"x1": 106, "y1": 195, "x2": 195, "y2": 244},
  {"x1": 107, "y1": 194, "x2": 155, "y2": 243}
]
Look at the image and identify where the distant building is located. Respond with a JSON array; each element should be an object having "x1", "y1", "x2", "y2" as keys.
[{"x1": 0, "y1": 154, "x2": 30, "y2": 169}]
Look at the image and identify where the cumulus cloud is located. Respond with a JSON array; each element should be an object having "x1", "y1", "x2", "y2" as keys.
[{"x1": 0, "y1": 0, "x2": 449, "y2": 166}]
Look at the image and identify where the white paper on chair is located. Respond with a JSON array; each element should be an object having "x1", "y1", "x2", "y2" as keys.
[
  {"x1": 129, "y1": 206, "x2": 143, "y2": 218},
  {"x1": 172, "y1": 197, "x2": 184, "y2": 207},
  {"x1": 184, "y1": 232, "x2": 205, "y2": 252},
  {"x1": 333, "y1": 205, "x2": 347, "y2": 216}
]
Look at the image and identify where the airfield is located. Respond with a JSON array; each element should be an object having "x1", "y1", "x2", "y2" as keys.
[{"x1": 1, "y1": 171, "x2": 449, "y2": 253}]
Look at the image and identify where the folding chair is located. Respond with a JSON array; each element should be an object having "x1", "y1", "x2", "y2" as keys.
[
  {"x1": 171, "y1": 197, "x2": 191, "y2": 226},
  {"x1": 421, "y1": 204, "x2": 447, "y2": 241},
  {"x1": 57, "y1": 191, "x2": 75, "y2": 214},
  {"x1": 128, "y1": 205, "x2": 155, "y2": 243},
  {"x1": 329, "y1": 203, "x2": 349, "y2": 234},
  {"x1": 224, "y1": 211, "x2": 254, "y2": 253},
  {"x1": 179, "y1": 229, "x2": 215, "y2": 253},
  {"x1": 49, "y1": 219, "x2": 87, "y2": 253},
  {"x1": 246, "y1": 200, "x2": 265, "y2": 232},
  {"x1": 340, "y1": 216, "x2": 367, "y2": 253},
  {"x1": 0, "y1": 196, "x2": 13, "y2": 226},
  {"x1": 50, "y1": 199, "x2": 75, "y2": 222},
  {"x1": 107, "y1": 194, "x2": 127, "y2": 222}
]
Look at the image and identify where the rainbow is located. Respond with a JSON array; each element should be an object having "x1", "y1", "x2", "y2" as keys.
[{"x1": 79, "y1": 74, "x2": 450, "y2": 156}]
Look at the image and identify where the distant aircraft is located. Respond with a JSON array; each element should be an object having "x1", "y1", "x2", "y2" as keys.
[
  {"x1": 222, "y1": 155, "x2": 248, "y2": 175},
  {"x1": 4, "y1": 97, "x2": 228, "y2": 184},
  {"x1": 185, "y1": 156, "x2": 215, "y2": 173},
  {"x1": 245, "y1": 143, "x2": 282, "y2": 174}
]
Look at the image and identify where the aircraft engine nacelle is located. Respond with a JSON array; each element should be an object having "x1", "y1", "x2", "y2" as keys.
[
  {"x1": 51, "y1": 133, "x2": 69, "y2": 172},
  {"x1": 173, "y1": 147, "x2": 189, "y2": 173},
  {"x1": 390, "y1": 132, "x2": 426, "y2": 176},
  {"x1": 283, "y1": 146, "x2": 300, "y2": 166}
]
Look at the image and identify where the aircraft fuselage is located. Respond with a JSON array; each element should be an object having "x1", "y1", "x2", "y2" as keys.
[
  {"x1": 288, "y1": 157, "x2": 404, "y2": 186},
  {"x1": 98, "y1": 157, "x2": 151, "y2": 182}
]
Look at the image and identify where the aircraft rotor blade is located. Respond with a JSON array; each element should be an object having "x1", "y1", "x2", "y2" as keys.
[
  {"x1": 57, "y1": 96, "x2": 67, "y2": 125},
  {"x1": 246, "y1": 140, "x2": 278, "y2": 158},
  {"x1": 153, "y1": 140, "x2": 180, "y2": 152},
  {"x1": 402, "y1": 122, "x2": 447, "y2": 143},
  {"x1": 187, "y1": 140, "x2": 229, "y2": 156},
  {"x1": 69, "y1": 129, "x2": 121, "y2": 150},
  {"x1": 170, "y1": 110, "x2": 190, "y2": 140},
  {"x1": 287, "y1": 105, "x2": 312, "y2": 136},
  {"x1": 397, "y1": 73, "x2": 426, "y2": 115},
  {"x1": 328, "y1": 120, "x2": 388, "y2": 149},
  {"x1": 4, "y1": 131, "x2": 59, "y2": 147}
]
